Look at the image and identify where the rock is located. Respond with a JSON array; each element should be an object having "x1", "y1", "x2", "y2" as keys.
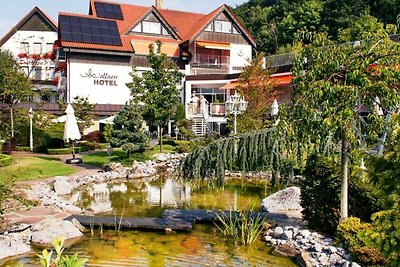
[
  {"x1": 264, "y1": 235, "x2": 273, "y2": 242},
  {"x1": 70, "y1": 218, "x2": 85, "y2": 232},
  {"x1": 104, "y1": 162, "x2": 124, "y2": 172},
  {"x1": 274, "y1": 226, "x2": 284, "y2": 238},
  {"x1": 31, "y1": 218, "x2": 83, "y2": 246},
  {"x1": 328, "y1": 246, "x2": 337, "y2": 254},
  {"x1": 300, "y1": 229, "x2": 311, "y2": 239},
  {"x1": 274, "y1": 243, "x2": 298, "y2": 257},
  {"x1": 0, "y1": 231, "x2": 32, "y2": 260},
  {"x1": 262, "y1": 186, "x2": 302, "y2": 213},
  {"x1": 283, "y1": 230, "x2": 293, "y2": 240},
  {"x1": 296, "y1": 251, "x2": 313, "y2": 267},
  {"x1": 352, "y1": 262, "x2": 362, "y2": 267},
  {"x1": 312, "y1": 243, "x2": 323, "y2": 253},
  {"x1": 53, "y1": 176, "x2": 73, "y2": 195},
  {"x1": 342, "y1": 261, "x2": 351, "y2": 267},
  {"x1": 153, "y1": 153, "x2": 169, "y2": 162}
]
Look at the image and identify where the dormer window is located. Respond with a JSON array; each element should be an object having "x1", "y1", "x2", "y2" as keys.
[
  {"x1": 131, "y1": 14, "x2": 171, "y2": 36},
  {"x1": 204, "y1": 19, "x2": 241, "y2": 34}
]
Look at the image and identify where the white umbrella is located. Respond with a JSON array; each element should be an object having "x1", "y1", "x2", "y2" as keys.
[
  {"x1": 99, "y1": 115, "x2": 115, "y2": 125},
  {"x1": 64, "y1": 103, "x2": 81, "y2": 159}
]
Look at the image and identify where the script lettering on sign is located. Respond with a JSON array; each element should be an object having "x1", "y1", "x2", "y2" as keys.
[{"x1": 80, "y1": 69, "x2": 118, "y2": 86}]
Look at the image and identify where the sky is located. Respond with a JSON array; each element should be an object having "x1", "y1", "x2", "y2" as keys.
[{"x1": 0, "y1": 0, "x2": 248, "y2": 38}]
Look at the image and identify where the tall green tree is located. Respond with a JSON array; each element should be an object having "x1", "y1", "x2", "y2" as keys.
[
  {"x1": 0, "y1": 50, "x2": 33, "y2": 138},
  {"x1": 110, "y1": 101, "x2": 147, "y2": 156},
  {"x1": 292, "y1": 30, "x2": 400, "y2": 220},
  {"x1": 127, "y1": 41, "x2": 184, "y2": 153}
]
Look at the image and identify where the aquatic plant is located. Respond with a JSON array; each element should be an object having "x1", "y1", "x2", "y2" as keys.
[
  {"x1": 214, "y1": 210, "x2": 266, "y2": 245},
  {"x1": 37, "y1": 236, "x2": 88, "y2": 267}
]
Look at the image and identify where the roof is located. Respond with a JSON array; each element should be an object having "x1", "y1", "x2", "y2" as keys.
[
  {"x1": 59, "y1": 0, "x2": 256, "y2": 52},
  {"x1": 0, "y1": 6, "x2": 58, "y2": 47}
]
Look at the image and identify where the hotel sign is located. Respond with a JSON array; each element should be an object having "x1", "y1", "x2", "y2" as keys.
[{"x1": 80, "y1": 69, "x2": 118, "y2": 86}]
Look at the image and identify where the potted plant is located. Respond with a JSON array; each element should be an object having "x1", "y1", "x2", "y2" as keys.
[{"x1": 211, "y1": 99, "x2": 225, "y2": 115}]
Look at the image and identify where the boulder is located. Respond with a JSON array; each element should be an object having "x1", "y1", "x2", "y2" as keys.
[
  {"x1": 274, "y1": 243, "x2": 298, "y2": 257},
  {"x1": 53, "y1": 176, "x2": 73, "y2": 195},
  {"x1": 104, "y1": 162, "x2": 124, "y2": 172},
  {"x1": 273, "y1": 226, "x2": 284, "y2": 238},
  {"x1": 31, "y1": 218, "x2": 83, "y2": 246},
  {"x1": 153, "y1": 153, "x2": 169, "y2": 162},
  {"x1": 296, "y1": 251, "x2": 313, "y2": 267},
  {"x1": 262, "y1": 186, "x2": 302, "y2": 213},
  {"x1": 0, "y1": 231, "x2": 32, "y2": 260},
  {"x1": 283, "y1": 230, "x2": 293, "y2": 240}
]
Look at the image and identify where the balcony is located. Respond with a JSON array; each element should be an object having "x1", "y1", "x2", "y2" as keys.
[
  {"x1": 186, "y1": 103, "x2": 226, "y2": 119},
  {"x1": 192, "y1": 54, "x2": 230, "y2": 68}
]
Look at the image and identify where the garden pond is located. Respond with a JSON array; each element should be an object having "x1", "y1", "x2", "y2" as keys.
[{"x1": 3, "y1": 178, "x2": 297, "y2": 266}]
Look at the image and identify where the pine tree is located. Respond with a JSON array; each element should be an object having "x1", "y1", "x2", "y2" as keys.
[{"x1": 110, "y1": 102, "x2": 147, "y2": 157}]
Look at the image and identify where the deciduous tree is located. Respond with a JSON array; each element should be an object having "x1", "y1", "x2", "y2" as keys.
[
  {"x1": 127, "y1": 41, "x2": 184, "y2": 152},
  {"x1": 292, "y1": 30, "x2": 400, "y2": 220}
]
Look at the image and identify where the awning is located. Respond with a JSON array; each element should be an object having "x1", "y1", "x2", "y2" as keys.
[
  {"x1": 219, "y1": 81, "x2": 238, "y2": 90},
  {"x1": 270, "y1": 73, "x2": 292, "y2": 86},
  {"x1": 99, "y1": 116, "x2": 115, "y2": 125},
  {"x1": 196, "y1": 41, "x2": 230, "y2": 50}
]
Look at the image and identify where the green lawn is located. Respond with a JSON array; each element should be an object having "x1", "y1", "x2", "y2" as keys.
[
  {"x1": 0, "y1": 156, "x2": 76, "y2": 182},
  {"x1": 83, "y1": 144, "x2": 177, "y2": 168}
]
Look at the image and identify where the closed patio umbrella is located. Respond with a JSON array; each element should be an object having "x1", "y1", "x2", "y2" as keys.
[{"x1": 63, "y1": 103, "x2": 81, "y2": 160}]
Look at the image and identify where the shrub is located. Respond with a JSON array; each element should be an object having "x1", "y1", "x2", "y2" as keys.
[
  {"x1": 300, "y1": 155, "x2": 381, "y2": 234},
  {"x1": 47, "y1": 147, "x2": 89, "y2": 155},
  {"x1": 337, "y1": 217, "x2": 388, "y2": 266},
  {"x1": 81, "y1": 141, "x2": 100, "y2": 150},
  {"x1": 176, "y1": 141, "x2": 192, "y2": 153},
  {"x1": 0, "y1": 154, "x2": 12, "y2": 167},
  {"x1": 16, "y1": 146, "x2": 31, "y2": 151},
  {"x1": 82, "y1": 130, "x2": 105, "y2": 143}
]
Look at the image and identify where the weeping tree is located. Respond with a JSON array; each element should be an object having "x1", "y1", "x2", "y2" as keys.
[
  {"x1": 291, "y1": 30, "x2": 400, "y2": 220},
  {"x1": 178, "y1": 127, "x2": 334, "y2": 187}
]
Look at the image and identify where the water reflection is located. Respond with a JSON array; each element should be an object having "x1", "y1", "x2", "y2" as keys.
[{"x1": 65, "y1": 178, "x2": 269, "y2": 217}]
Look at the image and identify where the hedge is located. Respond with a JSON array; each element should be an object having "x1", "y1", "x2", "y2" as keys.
[
  {"x1": 16, "y1": 146, "x2": 31, "y2": 152},
  {"x1": 47, "y1": 146, "x2": 89, "y2": 155},
  {"x1": 0, "y1": 154, "x2": 12, "y2": 167}
]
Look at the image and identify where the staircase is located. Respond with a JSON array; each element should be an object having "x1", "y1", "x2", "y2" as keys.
[{"x1": 192, "y1": 117, "x2": 206, "y2": 136}]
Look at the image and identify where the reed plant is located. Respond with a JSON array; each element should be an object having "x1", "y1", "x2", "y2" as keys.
[{"x1": 214, "y1": 209, "x2": 265, "y2": 245}]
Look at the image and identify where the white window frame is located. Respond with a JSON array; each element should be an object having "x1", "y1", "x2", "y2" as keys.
[
  {"x1": 214, "y1": 20, "x2": 231, "y2": 33},
  {"x1": 142, "y1": 21, "x2": 161, "y2": 34},
  {"x1": 33, "y1": 42, "x2": 42, "y2": 54},
  {"x1": 204, "y1": 23, "x2": 213, "y2": 32}
]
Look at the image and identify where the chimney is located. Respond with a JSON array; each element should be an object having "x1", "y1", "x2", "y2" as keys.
[{"x1": 155, "y1": 0, "x2": 163, "y2": 8}]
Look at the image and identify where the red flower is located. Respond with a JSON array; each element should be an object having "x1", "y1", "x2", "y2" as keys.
[
  {"x1": 18, "y1": 53, "x2": 27, "y2": 58},
  {"x1": 52, "y1": 76, "x2": 59, "y2": 86}
]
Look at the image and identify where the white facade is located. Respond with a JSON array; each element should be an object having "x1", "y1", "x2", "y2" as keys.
[
  {"x1": 68, "y1": 62, "x2": 132, "y2": 105},
  {"x1": 229, "y1": 43, "x2": 252, "y2": 72},
  {"x1": 1, "y1": 31, "x2": 57, "y2": 83}
]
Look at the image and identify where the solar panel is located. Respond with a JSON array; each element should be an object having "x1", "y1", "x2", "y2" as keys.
[
  {"x1": 95, "y1": 2, "x2": 124, "y2": 20},
  {"x1": 59, "y1": 15, "x2": 122, "y2": 46}
]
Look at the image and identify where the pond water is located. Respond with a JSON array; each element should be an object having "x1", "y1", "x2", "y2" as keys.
[{"x1": 3, "y1": 178, "x2": 297, "y2": 267}]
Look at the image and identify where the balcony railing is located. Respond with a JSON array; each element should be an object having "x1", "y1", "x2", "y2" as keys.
[
  {"x1": 186, "y1": 103, "x2": 226, "y2": 119},
  {"x1": 192, "y1": 54, "x2": 230, "y2": 68}
]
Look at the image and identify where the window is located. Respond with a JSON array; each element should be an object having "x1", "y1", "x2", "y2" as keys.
[
  {"x1": 132, "y1": 23, "x2": 141, "y2": 32},
  {"x1": 232, "y1": 25, "x2": 240, "y2": 34},
  {"x1": 46, "y1": 43, "x2": 53, "y2": 53},
  {"x1": 204, "y1": 23, "x2": 213, "y2": 32},
  {"x1": 20, "y1": 42, "x2": 29, "y2": 53},
  {"x1": 34, "y1": 66, "x2": 42, "y2": 80},
  {"x1": 214, "y1": 20, "x2": 231, "y2": 33},
  {"x1": 162, "y1": 26, "x2": 169, "y2": 35},
  {"x1": 33, "y1": 42, "x2": 42, "y2": 54},
  {"x1": 142, "y1": 21, "x2": 161, "y2": 34}
]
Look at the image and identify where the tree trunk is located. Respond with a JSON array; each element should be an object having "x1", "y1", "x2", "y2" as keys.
[
  {"x1": 159, "y1": 126, "x2": 163, "y2": 153},
  {"x1": 340, "y1": 130, "x2": 349, "y2": 221},
  {"x1": 10, "y1": 107, "x2": 14, "y2": 138}
]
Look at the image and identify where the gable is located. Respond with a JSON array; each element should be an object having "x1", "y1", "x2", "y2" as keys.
[
  {"x1": 203, "y1": 11, "x2": 241, "y2": 36},
  {"x1": 129, "y1": 12, "x2": 174, "y2": 39},
  {"x1": 20, "y1": 13, "x2": 56, "y2": 32}
]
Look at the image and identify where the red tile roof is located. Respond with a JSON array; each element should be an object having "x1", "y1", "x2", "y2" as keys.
[{"x1": 59, "y1": 0, "x2": 256, "y2": 52}]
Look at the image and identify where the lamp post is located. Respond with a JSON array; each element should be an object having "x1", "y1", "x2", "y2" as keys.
[
  {"x1": 270, "y1": 99, "x2": 279, "y2": 125},
  {"x1": 28, "y1": 107, "x2": 34, "y2": 152},
  {"x1": 174, "y1": 127, "x2": 179, "y2": 140},
  {"x1": 107, "y1": 144, "x2": 113, "y2": 161},
  {"x1": 225, "y1": 93, "x2": 248, "y2": 135}
]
